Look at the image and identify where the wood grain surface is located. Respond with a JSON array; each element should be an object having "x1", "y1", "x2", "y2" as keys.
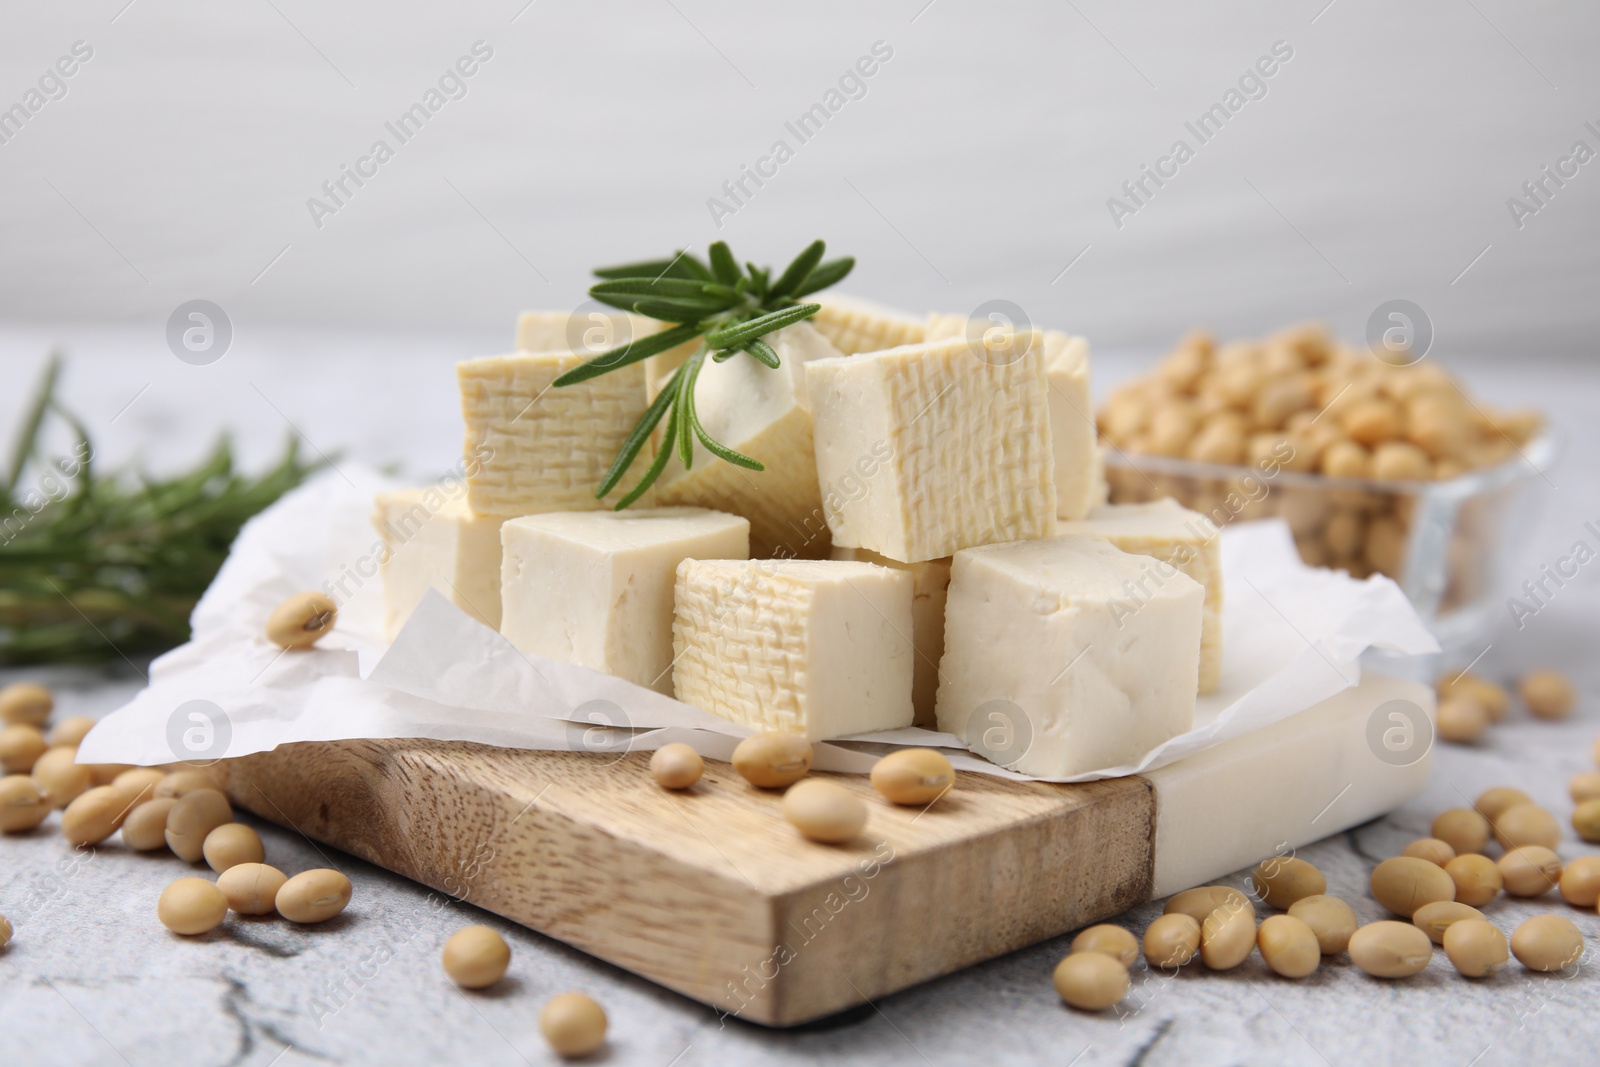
[{"x1": 218, "y1": 740, "x2": 1154, "y2": 1026}]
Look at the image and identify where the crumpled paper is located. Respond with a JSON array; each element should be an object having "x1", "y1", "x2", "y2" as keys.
[{"x1": 79, "y1": 467, "x2": 1439, "y2": 781}]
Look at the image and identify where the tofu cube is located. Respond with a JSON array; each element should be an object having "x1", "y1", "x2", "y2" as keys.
[
  {"x1": 806, "y1": 334, "x2": 1057, "y2": 564},
  {"x1": 811, "y1": 296, "x2": 927, "y2": 354},
  {"x1": 514, "y1": 310, "x2": 698, "y2": 400},
  {"x1": 655, "y1": 321, "x2": 842, "y2": 560},
  {"x1": 372, "y1": 488, "x2": 504, "y2": 640},
  {"x1": 458, "y1": 351, "x2": 653, "y2": 517},
  {"x1": 1059, "y1": 499, "x2": 1224, "y2": 694},
  {"x1": 672, "y1": 558, "x2": 915, "y2": 739},
  {"x1": 926, "y1": 316, "x2": 1096, "y2": 520},
  {"x1": 935, "y1": 536, "x2": 1203, "y2": 778},
  {"x1": 500, "y1": 507, "x2": 750, "y2": 693},
  {"x1": 830, "y1": 546, "x2": 951, "y2": 728}
]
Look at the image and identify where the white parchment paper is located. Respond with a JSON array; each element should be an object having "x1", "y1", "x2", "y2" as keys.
[{"x1": 79, "y1": 467, "x2": 1439, "y2": 781}]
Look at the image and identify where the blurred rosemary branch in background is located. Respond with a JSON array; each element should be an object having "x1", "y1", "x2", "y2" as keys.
[{"x1": 0, "y1": 355, "x2": 321, "y2": 666}]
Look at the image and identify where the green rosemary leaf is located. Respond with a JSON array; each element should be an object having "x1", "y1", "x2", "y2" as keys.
[
  {"x1": 792, "y1": 256, "x2": 855, "y2": 297},
  {"x1": 704, "y1": 304, "x2": 820, "y2": 349},
  {"x1": 743, "y1": 339, "x2": 780, "y2": 368},
  {"x1": 5, "y1": 354, "x2": 60, "y2": 495},
  {"x1": 708, "y1": 241, "x2": 741, "y2": 285},
  {"x1": 628, "y1": 298, "x2": 717, "y2": 324},
  {"x1": 690, "y1": 416, "x2": 764, "y2": 471},
  {"x1": 591, "y1": 277, "x2": 727, "y2": 300},
  {"x1": 769, "y1": 239, "x2": 826, "y2": 299},
  {"x1": 594, "y1": 366, "x2": 682, "y2": 499},
  {"x1": 614, "y1": 407, "x2": 679, "y2": 510},
  {"x1": 672, "y1": 251, "x2": 713, "y2": 281},
  {"x1": 674, "y1": 354, "x2": 700, "y2": 469},
  {"x1": 747, "y1": 265, "x2": 769, "y2": 299},
  {"x1": 593, "y1": 258, "x2": 684, "y2": 280},
  {"x1": 711, "y1": 348, "x2": 737, "y2": 363},
  {"x1": 552, "y1": 323, "x2": 703, "y2": 386}
]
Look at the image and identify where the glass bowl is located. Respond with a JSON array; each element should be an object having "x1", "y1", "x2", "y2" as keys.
[{"x1": 1102, "y1": 434, "x2": 1560, "y2": 658}]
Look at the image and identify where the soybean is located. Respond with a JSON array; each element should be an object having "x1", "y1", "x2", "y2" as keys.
[
  {"x1": 1493, "y1": 803, "x2": 1560, "y2": 850},
  {"x1": 216, "y1": 862, "x2": 288, "y2": 915},
  {"x1": 732, "y1": 732, "x2": 812, "y2": 788},
  {"x1": 1558, "y1": 855, "x2": 1600, "y2": 907},
  {"x1": 1519, "y1": 670, "x2": 1575, "y2": 720},
  {"x1": 31, "y1": 747, "x2": 91, "y2": 809},
  {"x1": 1142, "y1": 913, "x2": 1201, "y2": 969},
  {"x1": 154, "y1": 769, "x2": 220, "y2": 799},
  {"x1": 1348, "y1": 921, "x2": 1433, "y2": 978},
  {"x1": 1052, "y1": 952, "x2": 1128, "y2": 1012},
  {"x1": 1474, "y1": 786, "x2": 1533, "y2": 824},
  {"x1": 276, "y1": 868, "x2": 352, "y2": 923},
  {"x1": 0, "y1": 725, "x2": 48, "y2": 774},
  {"x1": 1200, "y1": 901, "x2": 1257, "y2": 970},
  {"x1": 112, "y1": 767, "x2": 166, "y2": 802},
  {"x1": 121, "y1": 798, "x2": 178, "y2": 851},
  {"x1": 158, "y1": 877, "x2": 228, "y2": 935},
  {"x1": 870, "y1": 748, "x2": 955, "y2": 806},
  {"x1": 539, "y1": 992, "x2": 608, "y2": 1057},
  {"x1": 61, "y1": 785, "x2": 136, "y2": 846},
  {"x1": 1438, "y1": 673, "x2": 1509, "y2": 722},
  {"x1": 648, "y1": 744, "x2": 703, "y2": 790},
  {"x1": 1443, "y1": 854, "x2": 1502, "y2": 907},
  {"x1": 1257, "y1": 915, "x2": 1320, "y2": 978},
  {"x1": 1370, "y1": 856, "x2": 1456, "y2": 918},
  {"x1": 0, "y1": 912, "x2": 10, "y2": 948},
  {"x1": 165, "y1": 788, "x2": 233, "y2": 862},
  {"x1": 1411, "y1": 900, "x2": 1485, "y2": 944},
  {"x1": 1511, "y1": 915, "x2": 1583, "y2": 972},
  {"x1": 1498, "y1": 846, "x2": 1562, "y2": 898},
  {"x1": 1436, "y1": 698, "x2": 1489, "y2": 744},
  {"x1": 266, "y1": 591, "x2": 338, "y2": 649},
  {"x1": 1443, "y1": 919, "x2": 1509, "y2": 978},
  {"x1": 442, "y1": 925, "x2": 511, "y2": 989},
  {"x1": 1287, "y1": 895, "x2": 1359, "y2": 954},
  {"x1": 1070, "y1": 924, "x2": 1138, "y2": 967},
  {"x1": 203, "y1": 823, "x2": 265, "y2": 872},
  {"x1": 1165, "y1": 885, "x2": 1254, "y2": 925},
  {"x1": 1431, "y1": 808, "x2": 1491, "y2": 855},
  {"x1": 47, "y1": 716, "x2": 96, "y2": 748},
  {"x1": 0, "y1": 682, "x2": 52, "y2": 727},
  {"x1": 0, "y1": 774, "x2": 50, "y2": 833},
  {"x1": 782, "y1": 780, "x2": 867, "y2": 843},
  {"x1": 1400, "y1": 838, "x2": 1455, "y2": 867},
  {"x1": 1251, "y1": 856, "x2": 1326, "y2": 909},
  {"x1": 1570, "y1": 772, "x2": 1600, "y2": 805},
  {"x1": 1572, "y1": 799, "x2": 1600, "y2": 843}
]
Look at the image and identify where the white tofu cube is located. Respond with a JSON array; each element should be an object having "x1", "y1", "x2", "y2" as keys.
[
  {"x1": 810, "y1": 295, "x2": 927, "y2": 354},
  {"x1": 926, "y1": 316, "x2": 1096, "y2": 520},
  {"x1": 1059, "y1": 499, "x2": 1224, "y2": 694},
  {"x1": 655, "y1": 321, "x2": 843, "y2": 559},
  {"x1": 458, "y1": 351, "x2": 653, "y2": 517},
  {"x1": 672, "y1": 558, "x2": 914, "y2": 740},
  {"x1": 372, "y1": 488, "x2": 504, "y2": 640},
  {"x1": 500, "y1": 507, "x2": 750, "y2": 693},
  {"x1": 935, "y1": 536, "x2": 1203, "y2": 777},
  {"x1": 830, "y1": 546, "x2": 950, "y2": 728},
  {"x1": 805, "y1": 334, "x2": 1057, "y2": 564}
]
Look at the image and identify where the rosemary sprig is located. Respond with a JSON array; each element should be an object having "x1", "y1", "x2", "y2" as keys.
[
  {"x1": 0, "y1": 356, "x2": 322, "y2": 666},
  {"x1": 554, "y1": 239, "x2": 854, "y2": 507}
]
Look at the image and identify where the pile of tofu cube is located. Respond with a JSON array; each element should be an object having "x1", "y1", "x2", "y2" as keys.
[{"x1": 372, "y1": 299, "x2": 1224, "y2": 777}]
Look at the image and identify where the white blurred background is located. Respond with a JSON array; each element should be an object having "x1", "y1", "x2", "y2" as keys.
[{"x1": 0, "y1": 0, "x2": 1596, "y2": 478}]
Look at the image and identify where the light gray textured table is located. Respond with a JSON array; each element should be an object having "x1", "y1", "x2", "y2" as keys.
[{"x1": 1, "y1": 335, "x2": 1597, "y2": 1066}]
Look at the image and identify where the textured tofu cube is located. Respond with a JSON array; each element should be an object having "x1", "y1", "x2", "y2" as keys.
[
  {"x1": 935, "y1": 536, "x2": 1203, "y2": 778},
  {"x1": 672, "y1": 558, "x2": 914, "y2": 739},
  {"x1": 830, "y1": 546, "x2": 951, "y2": 727},
  {"x1": 457, "y1": 351, "x2": 653, "y2": 517},
  {"x1": 372, "y1": 488, "x2": 504, "y2": 640},
  {"x1": 811, "y1": 296, "x2": 927, "y2": 355},
  {"x1": 926, "y1": 315, "x2": 1096, "y2": 520},
  {"x1": 1059, "y1": 499, "x2": 1224, "y2": 694},
  {"x1": 655, "y1": 321, "x2": 842, "y2": 560},
  {"x1": 805, "y1": 334, "x2": 1057, "y2": 563},
  {"x1": 500, "y1": 507, "x2": 750, "y2": 693}
]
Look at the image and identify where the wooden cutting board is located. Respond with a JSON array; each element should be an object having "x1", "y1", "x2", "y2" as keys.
[{"x1": 216, "y1": 674, "x2": 1432, "y2": 1027}]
